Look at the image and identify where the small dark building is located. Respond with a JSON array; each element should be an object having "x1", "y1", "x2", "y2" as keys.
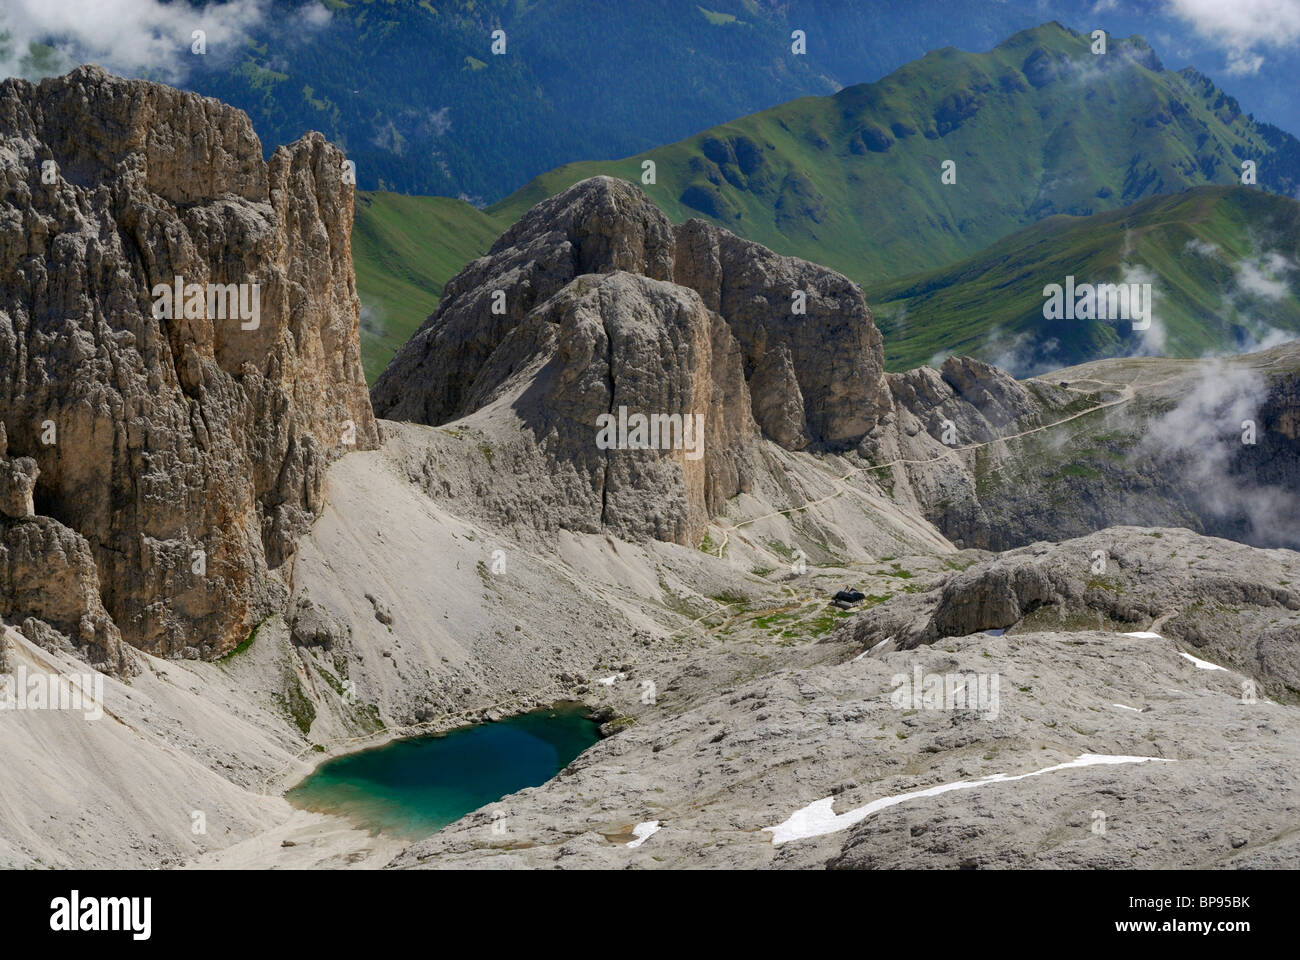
[{"x1": 833, "y1": 587, "x2": 866, "y2": 608}]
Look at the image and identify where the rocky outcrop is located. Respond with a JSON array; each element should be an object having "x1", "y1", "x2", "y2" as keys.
[
  {"x1": 884, "y1": 356, "x2": 1042, "y2": 444},
  {"x1": 0, "y1": 515, "x2": 129, "y2": 673},
  {"x1": 0, "y1": 425, "x2": 36, "y2": 519},
  {"x1": 0, "y1": 422, "x2": 122, "y2": 669},
  {"x1": 858, "y1": 355, "x2": 1060, "y2": 484},
  {"x1": 0, "y1": 66, "x2": 377, "y2": 659},
  {"x1": 289, "y1": 595, "x2": 351, "y2": 652},
  {"x1": 834, "y1": 526, "x2": 1300, "y2": 698},
  {"x1": 373, "y1": 177, "x2": 891, "y2": 453},
  {"x1": 671, "y1": 218, "x2": 891, "y2": 450},
  {"x1": 912, "y1": 348, "x2": 1300, "y2": 552}
]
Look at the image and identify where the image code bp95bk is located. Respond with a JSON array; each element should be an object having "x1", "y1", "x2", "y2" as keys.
[{"x1": 1, "y1": 0, "x2": 1299, "y2": 902}]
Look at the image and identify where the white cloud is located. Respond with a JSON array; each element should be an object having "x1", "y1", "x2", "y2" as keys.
[
  {"x1": 1234, "y1": 251, "x2": 1296, "y2": 301},
  {"x1": 1138, "y1": 359, "x2": 1300, "y2": 547},
  {"x1": 1165, "y1": 0, "x2": 1300, "y2": 72},
  {"x1": 1120, "y1": 262, "x2": 1167, "y2": 354},
  {"x1": 982, "y1": 326, "x2": 1060, "y2": 378},
  {"x1": 1181, "y1": 241, "x2": 1298, "y2": 355},
  {"x1": 1225, "y1": 50, "x2": 1265, "y2": 75},
  {"x1": 299, "y1": 3, "x2": 332, "y2": 29},
  {"x1": 0, "y1": 0, "x2": 331, "y2": 83},
  {"x1": 1183, "y1": 238, "x2": 1222, "y2": 259}
]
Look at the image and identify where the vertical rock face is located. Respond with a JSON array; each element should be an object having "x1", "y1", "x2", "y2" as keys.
[
  {"x1": 0, "y1": 66, "x2": 376, "y2": 660},
  {"x1": 470, "y1": 271, "x2": 759, "y2": 544},
  {"x1": 672, "y1": 219, "x2": 892, "y2": 450}
]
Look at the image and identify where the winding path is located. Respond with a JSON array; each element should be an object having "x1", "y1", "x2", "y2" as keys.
[{"x1": 711, "y1": 375, "x2": 1148, "y2": 559}]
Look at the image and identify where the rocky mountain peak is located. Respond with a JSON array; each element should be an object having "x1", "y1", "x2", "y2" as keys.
[
  {"x1": 490, "y1": 175, "x2": 677, "y2": 279},
  {"x1": 373, "y1": 175, "x2": 892, "y2": 451},
  {"x1": 1, "y1": 64, "x2": 268, "y2": 204},
  {"x1": 371, "y1": 177, "x2": 1073, "y2": 550},
  {"x1": 368, "y1": 176, "x2": 913, "y2": 548}
]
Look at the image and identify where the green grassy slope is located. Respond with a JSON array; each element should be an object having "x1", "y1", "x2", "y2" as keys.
[
  {"x1": 160, "y1": 0, "x2": 1035, "y2": 201},
  {"x1": 352, "y1": 191, "x2": 503, "y2": 382},
  {"x1": 866, "y1": 186, "x2": 1300, "y2": 372},
  {"x1": 488, "y1": 23, "x2": 1300, "y2": 288},
  {"x1": 351, "y1": 22, "x2": 1300, "y2": 380}
]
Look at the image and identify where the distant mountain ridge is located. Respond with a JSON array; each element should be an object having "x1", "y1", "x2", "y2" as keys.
[
  {"x1": 350, "y1": 22, "x2": 1300, "y2": 378},
  {"x1": 488, "y1": 23, "x2": 1300, "y2": 287},
  {"x1": 165, "y1": 0, "x2": 1037, "y2": 201}
]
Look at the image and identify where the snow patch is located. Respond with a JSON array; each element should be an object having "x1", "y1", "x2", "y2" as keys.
[
  {"x1": 851, "y1": 635, "x2": 894, "y2": 663},
  {"x1": 626, "y1": 821, "x2": 660, "y2": 848},
  {"x1": 1179, "y1": 652, "x2": 1226, "y2": 671},
  {"x1": 764, "y1": 754, "x2": 1175, "y2": 845},
  {"x1": 1123, "y1": 632, "x2": 1227, "y2": 671}
]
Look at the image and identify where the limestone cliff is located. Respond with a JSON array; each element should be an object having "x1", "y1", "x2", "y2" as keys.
[
  {"x1": 457, "y1": 270, "x2": 759, "y2": 544},
  {"x1": 0, "y1": 66, "x2": 377, "y2": 661}
]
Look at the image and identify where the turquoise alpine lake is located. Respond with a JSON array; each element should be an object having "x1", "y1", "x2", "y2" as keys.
[{"x1": 286, "y1": 703, "x2": 600, "y2": 838}]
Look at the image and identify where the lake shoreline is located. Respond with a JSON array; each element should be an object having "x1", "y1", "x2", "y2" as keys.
[{"x1": 284, "y1": 702, "x2": 602, "y2": 841}]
